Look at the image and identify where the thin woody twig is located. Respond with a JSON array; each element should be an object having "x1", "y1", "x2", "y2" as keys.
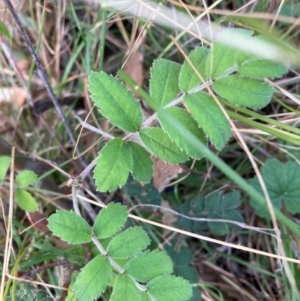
[
  {"x1": 75, "y1": 115, "x2": 115, "y2": 140},
  {"x1": 3, "y1": 0, "x2": 83, "y2": 162},
  {"x1": 4, "y1": 0, "x2": 99, "y2": 197}
]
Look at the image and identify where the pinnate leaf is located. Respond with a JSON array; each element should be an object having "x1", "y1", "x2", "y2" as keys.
[
  {"x1": 140, "y1": 128, "x2": 189, "y2": 164},
  {"x1": 125, "y1": 250, "x2": 173, "y2": 282},
  {"x1": 202, "y1": 190, "x2": 243, "y2": 235},
  {"x1": 179, "y1": 47, "x2": 209, "y2": 92},
  {"x1": 89, "y1": 71, "x2": 142, "y2": 132},
  {"x1": 212, "y1": 75, "x2": 274, "y2": 108},
  {"x1": 16, "y1": 170, "x2": 38, "y2": 188},
  {"x1": 94, "y1": 138, "x2": 132, "y2": 192},
  {"x1": 15, "y1": 189, "x2": 38, "y2": 212},
  {"x1": 150, "y1": 59, "x2": 181, "y2": 106},
  {"x1": 107, "y1": 227, "x2": 150, "y2": 259},
  {"x1": 93, "y1": 203, "x2": 128, "y2": 239},
  {"x1": 184, "y1": 92, "x2": 230, "y2": 150},
  {"x1": 173, "y1": 190, "x2": 243, "y2": 235},
  {"x1": 249, "y1": 158, "x2": 300, "y2": 219},
  {"x1": 157, "y1": 106, "x2": 206, "y2": 158},
  {"x1": 74, "y1": 255, "x2": 111, "y2": 301},
  {"x1": 126, "y1": 141, "x2": 153, "y2": 183},
  {"x1": 147, "y1": 275, "x2": 192, "y2": 301},
  {"x1": 0, "y1": 156, "x2": 11, "y2": 182},
  {"x1": 48, "y1": 210, "x2": 92, "y2": 243},
  {"x1": 110, "y1": 274, "x2": 139, "y2": 301}
]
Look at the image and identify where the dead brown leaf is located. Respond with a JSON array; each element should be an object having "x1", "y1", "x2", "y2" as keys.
[
  {"x1": 123, "y1": 51, "x2": 144, "y2": 97},
  {"x1": 152, "y1": 157, "x2": 183, "y2": 191},
  {"x1": 0, "y1": 87, "x2": 27, "y2": 109}
]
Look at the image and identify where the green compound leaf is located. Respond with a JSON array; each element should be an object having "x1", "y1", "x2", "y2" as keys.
[
  {"x1": 93, "y1": 203, "x2": 128, "y2": 239},
  {"x1": 200, "y1": 191, "x2": 243, "y2": 235},
  {"x1": 107, "y1": 227, "x2": 150, "y2": 259},
  {"x1": 16, "y1": 170, "x2": 38, "y2": 188},
  {"x1": 237, "y1": 58, "x2": 289, "y2": 79},
  {"x1": 15, "y1": 189, "x2": 38, "y2": 212},
  {"x1": 140, "y1": 128, "x2": 189, "y2": 164},
  {"x1": 184, "y1": 92, "x2": 231, "y2": 150},
  {"x1": 249, "y1": 158, "x2": 300, "y2": 219},
  {"x1": 179, "y1": 47, "x2": 209, "y2": 92},
  {"x1": 150, "y1": 59, "x2": 181, "y2": 106},
  {"x1": 0, "y1": 156, "x2": 11, "y2": 182},
  {"x1": 147, "y1": 275, "x2": 192, "y2": 301},
  {"x1": 94, "y1": 138, "x2": 132, "y2": 192},
  {"x1": 207, "y1": 28, "x2": 253, "y2": 79},
  {"x1": 157, "y1": 107, "x2": 206, "y2": 159},
  {"x1": 125, "y1": 250, "x2": 173, "y2": 282},
  {"x1": 123, "y1": 176, "x2": 162, "y2": 205},
  {"x1": 74, "y1": 255, "x2": 111, "y2": 301},
  {"x1": 173, "y1": 190, "x2": 243, "y2": 236},
  {"x1": 48, "y1": 210, "x2": 92, "y2": 244},
  {"x1": 89, "y1": 71, "x2": 142, "y2": 132},
  {"x1": 110, "y1": 274, "x2": 140, "y2": 301},
  {"x1": 126, "y1": 141, "x2": 153, "y2": 183},
  {"x1": 212, "y1": 75, "x2": 274, "y2": 109}
]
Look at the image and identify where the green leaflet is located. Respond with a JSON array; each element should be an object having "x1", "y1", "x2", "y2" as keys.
[
  {"x1": 212, "y1": 75, "x2": 274, "y2": 108},
  {"x1": 110, "y1": 274, "x2": 140, "y2": 301},
  {"x1": 89, "y1": 71, "x2": 142, "y2": 132},
  {"x1": 235, "y1": 42, "x2": 289, "y2": 79},
  {"x1": 140, "y1": 127, "x2": 189, "y2": 164},
  {"x1": 150, "y1": 59, "x2": 181, "y2": 106},
  {"x1": 125, "y1": 250, "x2": 173, "y2": 282},
  {"x1": 94, "y1": 139, "x2": 153, "y2": 192},
  {"x1": 74, "y1": 255, "x2": 112, "y2": 301},
  {"x1": 107, "y1": 227, "x2": 150, "y2": 259},
  {"x1": 184, "y1": 92, "x2": 230, "y2": 150},
  {"x1": 48, "y1": 210, "x2": 92, "y2": 244},
  {"x1": 93, "y1": 203, "x2": 128, "y2": 239},
  {"x1": 165, "y1": 246, "x2": 201, "y2": 301},
  {"x1": 15, "y1": 189, "x2": 38, "y2": 212},
  {"x1": 93, "y1": 138, "x2": 132, "y2": 192},
  {"x1": 147, "y1": 275, "x2": 192, "y2": 301},
  {"x1": 16, "y1": 170, "x2": 38, "y2": 188},
  {"x1": 126, "y1": 141, "x2": 153, "y2": 183},
  {"x1": 157, "y1": 106, "x2": 206, "y2": 159},
  {"x1": 179, "y1": 47, "x2": 209, "y2": 92},
  {"x1": 207, "y1": 29, "x2": 253, "y2": 79},
  {"x1": 139, "y1": 292, "x2": 153, "y2": 301},
  {"x1": 237, "y1": 59, "x2": 288, "y2": 79},
  {"x1": 0, "y1": 156, "x2": 11, "y2": 182}
]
